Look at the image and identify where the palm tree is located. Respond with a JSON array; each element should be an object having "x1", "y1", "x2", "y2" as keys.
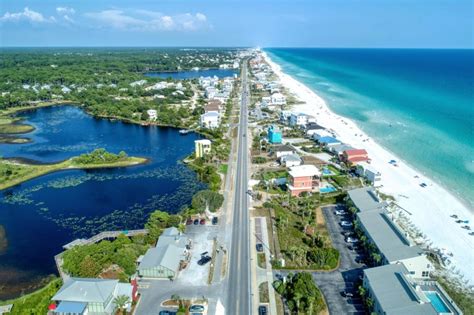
[{"x1": 113, "y1": 295, "x2": 130, "y2": 315}]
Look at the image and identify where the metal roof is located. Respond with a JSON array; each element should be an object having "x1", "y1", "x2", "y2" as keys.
[
  {"x1": 347, "y1": 187, "x2": 385, "y2": 212},
  {"x1": 364, "y1": 264, "x2": 438, "y2": 315},
  {"x1": 357, "y1": 210, "x2": 424, "y2": 262},
  {"x1": 138, "y1": 244, "x2": 184, "y2": 272},
  {"x1": 52, "y1": 278, "x2": 118, "y2": 303}
]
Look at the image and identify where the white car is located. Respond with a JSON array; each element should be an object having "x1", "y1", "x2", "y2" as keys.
[
  {"x1": 345, "y1": 237, "x2": 359, "y2": 243},
  {"x1": 340, "y1": 221, "x2": 353, "y2": 227},
  {"x1": 335, "y1": 209, "x2": 347, "y2": 215}
]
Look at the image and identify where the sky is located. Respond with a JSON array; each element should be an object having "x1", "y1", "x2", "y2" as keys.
[{"x1": 0, "y1": 0, "x2": 472, "y2": 48}]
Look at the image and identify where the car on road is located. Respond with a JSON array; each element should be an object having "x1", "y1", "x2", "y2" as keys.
[
  {"x1": 186, "y1": 218, "x2": 193, "y2": 225},
  {"x1": 345, "y1": 236, "x2": 359, "y2": 243},
  {"x1": 340, "y1": 221, "x2": 353, "y2": 228},
  {"x1": 256, "y1": 243, "x2": 264, "y2": 252},
  {"x1": 340, "y1": 291, "x2": 354, "y2": 298},
  {"x1": 200, "y1": 218, "x2": 206, "y2": 225},
  {"x1": 258, "y1": 305, "x2": 268, "y2": 315},
  {"x1": 193, "y1": 219, "x2": 199, "y2": 225},
  {"x1": 212, "y1": 217, "x2": 218, "y2": 225},
  {"x1": 189, "y1": 305, "x2": 205, "y2": 312},
  {"x1": 197, "y1": 255, "x2": 211, "y2": 266}
]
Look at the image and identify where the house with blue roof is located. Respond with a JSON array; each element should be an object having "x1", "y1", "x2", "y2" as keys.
[{"x1": 317, "y1": 136, "x2": 341, "y2": 147}]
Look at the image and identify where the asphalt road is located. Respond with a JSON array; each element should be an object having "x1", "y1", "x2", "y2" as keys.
[{"x1": 226, "y1": 61, "x2": 252, "y2": 315}]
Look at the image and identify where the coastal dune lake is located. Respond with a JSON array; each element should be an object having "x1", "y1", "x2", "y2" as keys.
[
  {"x1": 0, "y1": 105, "x2": 205, "y2": 299},
  {"x1": 145, "y1": 68, "x2": 238, "y2": 80}
]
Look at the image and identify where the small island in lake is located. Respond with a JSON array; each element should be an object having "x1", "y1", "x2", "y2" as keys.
[{"x1": 0, "y1": 148, "x2": 148, "y2": 191}]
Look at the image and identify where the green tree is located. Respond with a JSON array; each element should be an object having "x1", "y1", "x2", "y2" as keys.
[
  {"x1": 79, "y1": 255, "x2": 101, "y2": 277},
  {"x1": 191, "y1": 190, "x2": 224, "y2": 213},
  {"x1": 113, "y1": 294, "x2": 130, "y2": 315}
]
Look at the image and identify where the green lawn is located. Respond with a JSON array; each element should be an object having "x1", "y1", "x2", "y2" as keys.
[{"x1": 219, "y1": 163, "x2": 228, "y2": 174}]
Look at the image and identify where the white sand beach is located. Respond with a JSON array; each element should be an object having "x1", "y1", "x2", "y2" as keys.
[{"x1": 262, "y1": 51, "x2": 474, "y2": 286}]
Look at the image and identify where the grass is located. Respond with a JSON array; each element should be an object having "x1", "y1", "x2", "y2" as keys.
[
  {"x1": 436, "y1": 277, "x2": 474, "y2": 315},
  {"x1": 259, "y1": 282, "x2": 270, "y2": 303},
  {"x1": 262, "y1": 170, "x2": 288, "y2": 181},
  {"x1": 0, "y1": 124, "x2": 35, "y2": 134},
  {"x1": 0, "y1": 278, "x2": 62, "y2": 315},
  {"x1": 257, "y1": 252, "x2": 266, "y2": 269},
  {"x1": 0, "y1": 156, "x2": 147, "y2": 191},
  {"x1": 219, "y1": 163, "x2": 228, "y2": 174}
]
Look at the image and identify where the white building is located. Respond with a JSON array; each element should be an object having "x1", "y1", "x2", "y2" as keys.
[
  {"x1": 271, "y1": 92, "x2": 286, "y2": 105},
  {"x1": 357, "y1": 162, "x2": 382, "y2": 184},
  {"x1": 147, "y1": 109, "x2": 158, "y2": 121},
  {"x1": 195, "y1": 139, "x2": 212, "y2": 158},
  {"x1": 289, "y1": 113, "x2": 309, "y2": 127},
  {"x1": 200, "y1": 112, "x2": 220, "y2": 129},
  {"x1": 280, "y1": 154, "x2": 302, "y2": 167}
]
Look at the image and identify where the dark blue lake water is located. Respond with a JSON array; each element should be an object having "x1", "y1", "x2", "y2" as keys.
[
  {"x1": 145, "y1": 68, "x2": 238, "y2": 79},
  {"x1": 0, "y1": 105, "x2": 205, "y2": 299}
]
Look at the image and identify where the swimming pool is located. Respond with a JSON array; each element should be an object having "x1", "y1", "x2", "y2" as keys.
[
  {"x1": 320, "y1": 185, "x2": 337, "y2": 193},
  {"x1": 425, "y1": 291, "x2": 451, "y2": 313},
  {"x1": 322, "y1": 168, "x2": 333, "y2": 176}
]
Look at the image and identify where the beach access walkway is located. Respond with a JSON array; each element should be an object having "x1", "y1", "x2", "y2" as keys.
[{"x1": 54, "y1": 229, "x2": 149, "y2": 280}]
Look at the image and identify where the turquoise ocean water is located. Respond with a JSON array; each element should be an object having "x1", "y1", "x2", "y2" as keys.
[{"x1": 265, "y1": 48, "x2": 474, "y2": 209}]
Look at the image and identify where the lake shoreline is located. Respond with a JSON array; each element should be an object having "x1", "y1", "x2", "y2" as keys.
[{"x1": 0, "y1": 155, "x2": 149, "y2": 191}]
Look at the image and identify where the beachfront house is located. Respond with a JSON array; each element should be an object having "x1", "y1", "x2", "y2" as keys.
[
  {"x1": 305, "y1": 123, "x2": 325, "y2": 137},
  {"x1": 363, "y1": 264, "x2": 462, "y2": 315},
  {"x1": 146, "y1": 109, "x2": 158, "y2": 121},
  {"x1": 329, "y1": 144, "x2": 355, "y2": 156},
  {"x1": 51, "y1": 278, "x2": 135, "y2": 315},
  {"x1": 357, "y1": 162, "x2": 382, "y2": 184},
  {"x1": 200, "y1": 112, "x2": 220, "y2": 129},
  {"x1": 341, "y1": 149, "x2": 369, "y2": 165},
  {"x1": 280, "y1": 154, "x2": 302, "y2": 167},
  {"x1": 271, "y1": 92, "x2": 286, "y2": 105},
  {"x1": 273, "y1": 144, "x2": 297, "y2": 158},
  {"x1": 195, "y1": 139, "x2": 212, "y2": 158},
  {"x1": 317, "y1": 136, "x2": 342, "y2": 147},
  {"x1": 289, "y1": 113, "x2": 309, "y2": 127},
  {"x1": 267, "y1": 125, "x2": 283, "y2": 144},
  {"x1": 312, "y1": 129, "x2": 333, "y2": 140},
  {"x1": 288, "y1": 165, "x2": 321, "y2": 196},
  {"x1": 280, "y1": 110, "x2": 292, "y2": 125}
]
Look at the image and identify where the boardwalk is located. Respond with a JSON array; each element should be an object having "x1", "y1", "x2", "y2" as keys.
[{"x1": 55, "y1": 229, "x2": 149, "y2": 280}]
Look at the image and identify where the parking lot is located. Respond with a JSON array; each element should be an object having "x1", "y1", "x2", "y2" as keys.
[{"x1": 135, "y1": 224, "x2": 221, "y2": 315}]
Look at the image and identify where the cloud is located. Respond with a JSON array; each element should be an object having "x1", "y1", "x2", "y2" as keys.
[
  {"x1": 56, "y1": 7, "x2": 75, "y2": 15},
  {"x1": 0, "y1": 7, "x2": 54, "y2": 23},
  {"x1": 85, "y1": 9, "x2": 209, "y2": 31}
]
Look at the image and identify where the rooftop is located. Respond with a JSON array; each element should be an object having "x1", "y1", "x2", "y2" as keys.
[
  {"x1": 344, "y1": 149, "x2": 368, "y2": 156},
  {"x1": 195, "y1": 139, "x2": 211, "y2": 145},
  {"x1": 289, "y1": 164, "x2": 320, "y2": 178},
  {"x1": 138, "y1": 244, "x2": 184, "y2": 272},
  {"x1": 347, "y1": 187, "x2": 385, "y2": 212},
  {"x1": 274, "y1": 144, "x2": 295, "y2": 152},
  {"x1": 52, "y1": 278, "x2": 118, "y2": 303},
  {"x1": 318, "y1": 136, "x2": 341, "y2": 144},
  {"x1": 364, "y1": 264, "x2": 439, "y2": 315},
  {"x1": 357, "y1": 210, "x2": 424, "y2": 262}
]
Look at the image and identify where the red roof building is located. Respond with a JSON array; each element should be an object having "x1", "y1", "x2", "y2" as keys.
[{"x1": 341, "y1": 149, "x2": 369, "y2": 165}]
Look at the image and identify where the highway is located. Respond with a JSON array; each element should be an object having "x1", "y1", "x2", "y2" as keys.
[{"x1": 226, "y1": 60, "x2": 252, "y2": 315}]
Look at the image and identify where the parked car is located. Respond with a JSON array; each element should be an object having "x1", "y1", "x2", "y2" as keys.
[
  {"x1": 342, "y1": 231, "x2": 355, "y2": 237},
  {"x1": 340, "y1": 291, "x2": 354, "y2": 298},
  {"x1": 212, "y1": 217, "x2": 218, "y2": 225},
  {"x1": 340, "y1": 221, "x2": 353, "y2": 228},
  {"x1": 186, "y1": 218, "x2": 193, "y2": 225},
  {"x1": 258, "y1": 305, "x2": 268, "y2": 315},
  {"x1": 189, "y1": 305, "x2": 205, "y2": 312},
  {"x1": 334, "y1": 209, "x2": 347, "y2": 215},
  {"x1": 200, "y1": 218, "x2": 206, "y2": 225},
  {"x1": 345, "y1": 236, "x2": 359, "y2": 243},
  {"x1": 193, "y1": 219, "x2": 199, "y2": 225},
  {"x1": 197, "y1": 256, "x2": 211, "y2": 266},
  {"x1": 159, "y1": 311, "x2": 177, "y2": 315},
  {"x1": 256, "y1": 243, "x2": 264, "y2": 252}
]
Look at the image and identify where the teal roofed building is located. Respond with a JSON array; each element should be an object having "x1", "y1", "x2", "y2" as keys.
[{"x1": 267, "y1": 125, "x2": 282, "y2": 144}]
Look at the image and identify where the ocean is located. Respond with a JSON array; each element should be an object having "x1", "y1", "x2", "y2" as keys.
[{"x1": 265, "y1": 48, "x2": 474, "y2": 209}]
